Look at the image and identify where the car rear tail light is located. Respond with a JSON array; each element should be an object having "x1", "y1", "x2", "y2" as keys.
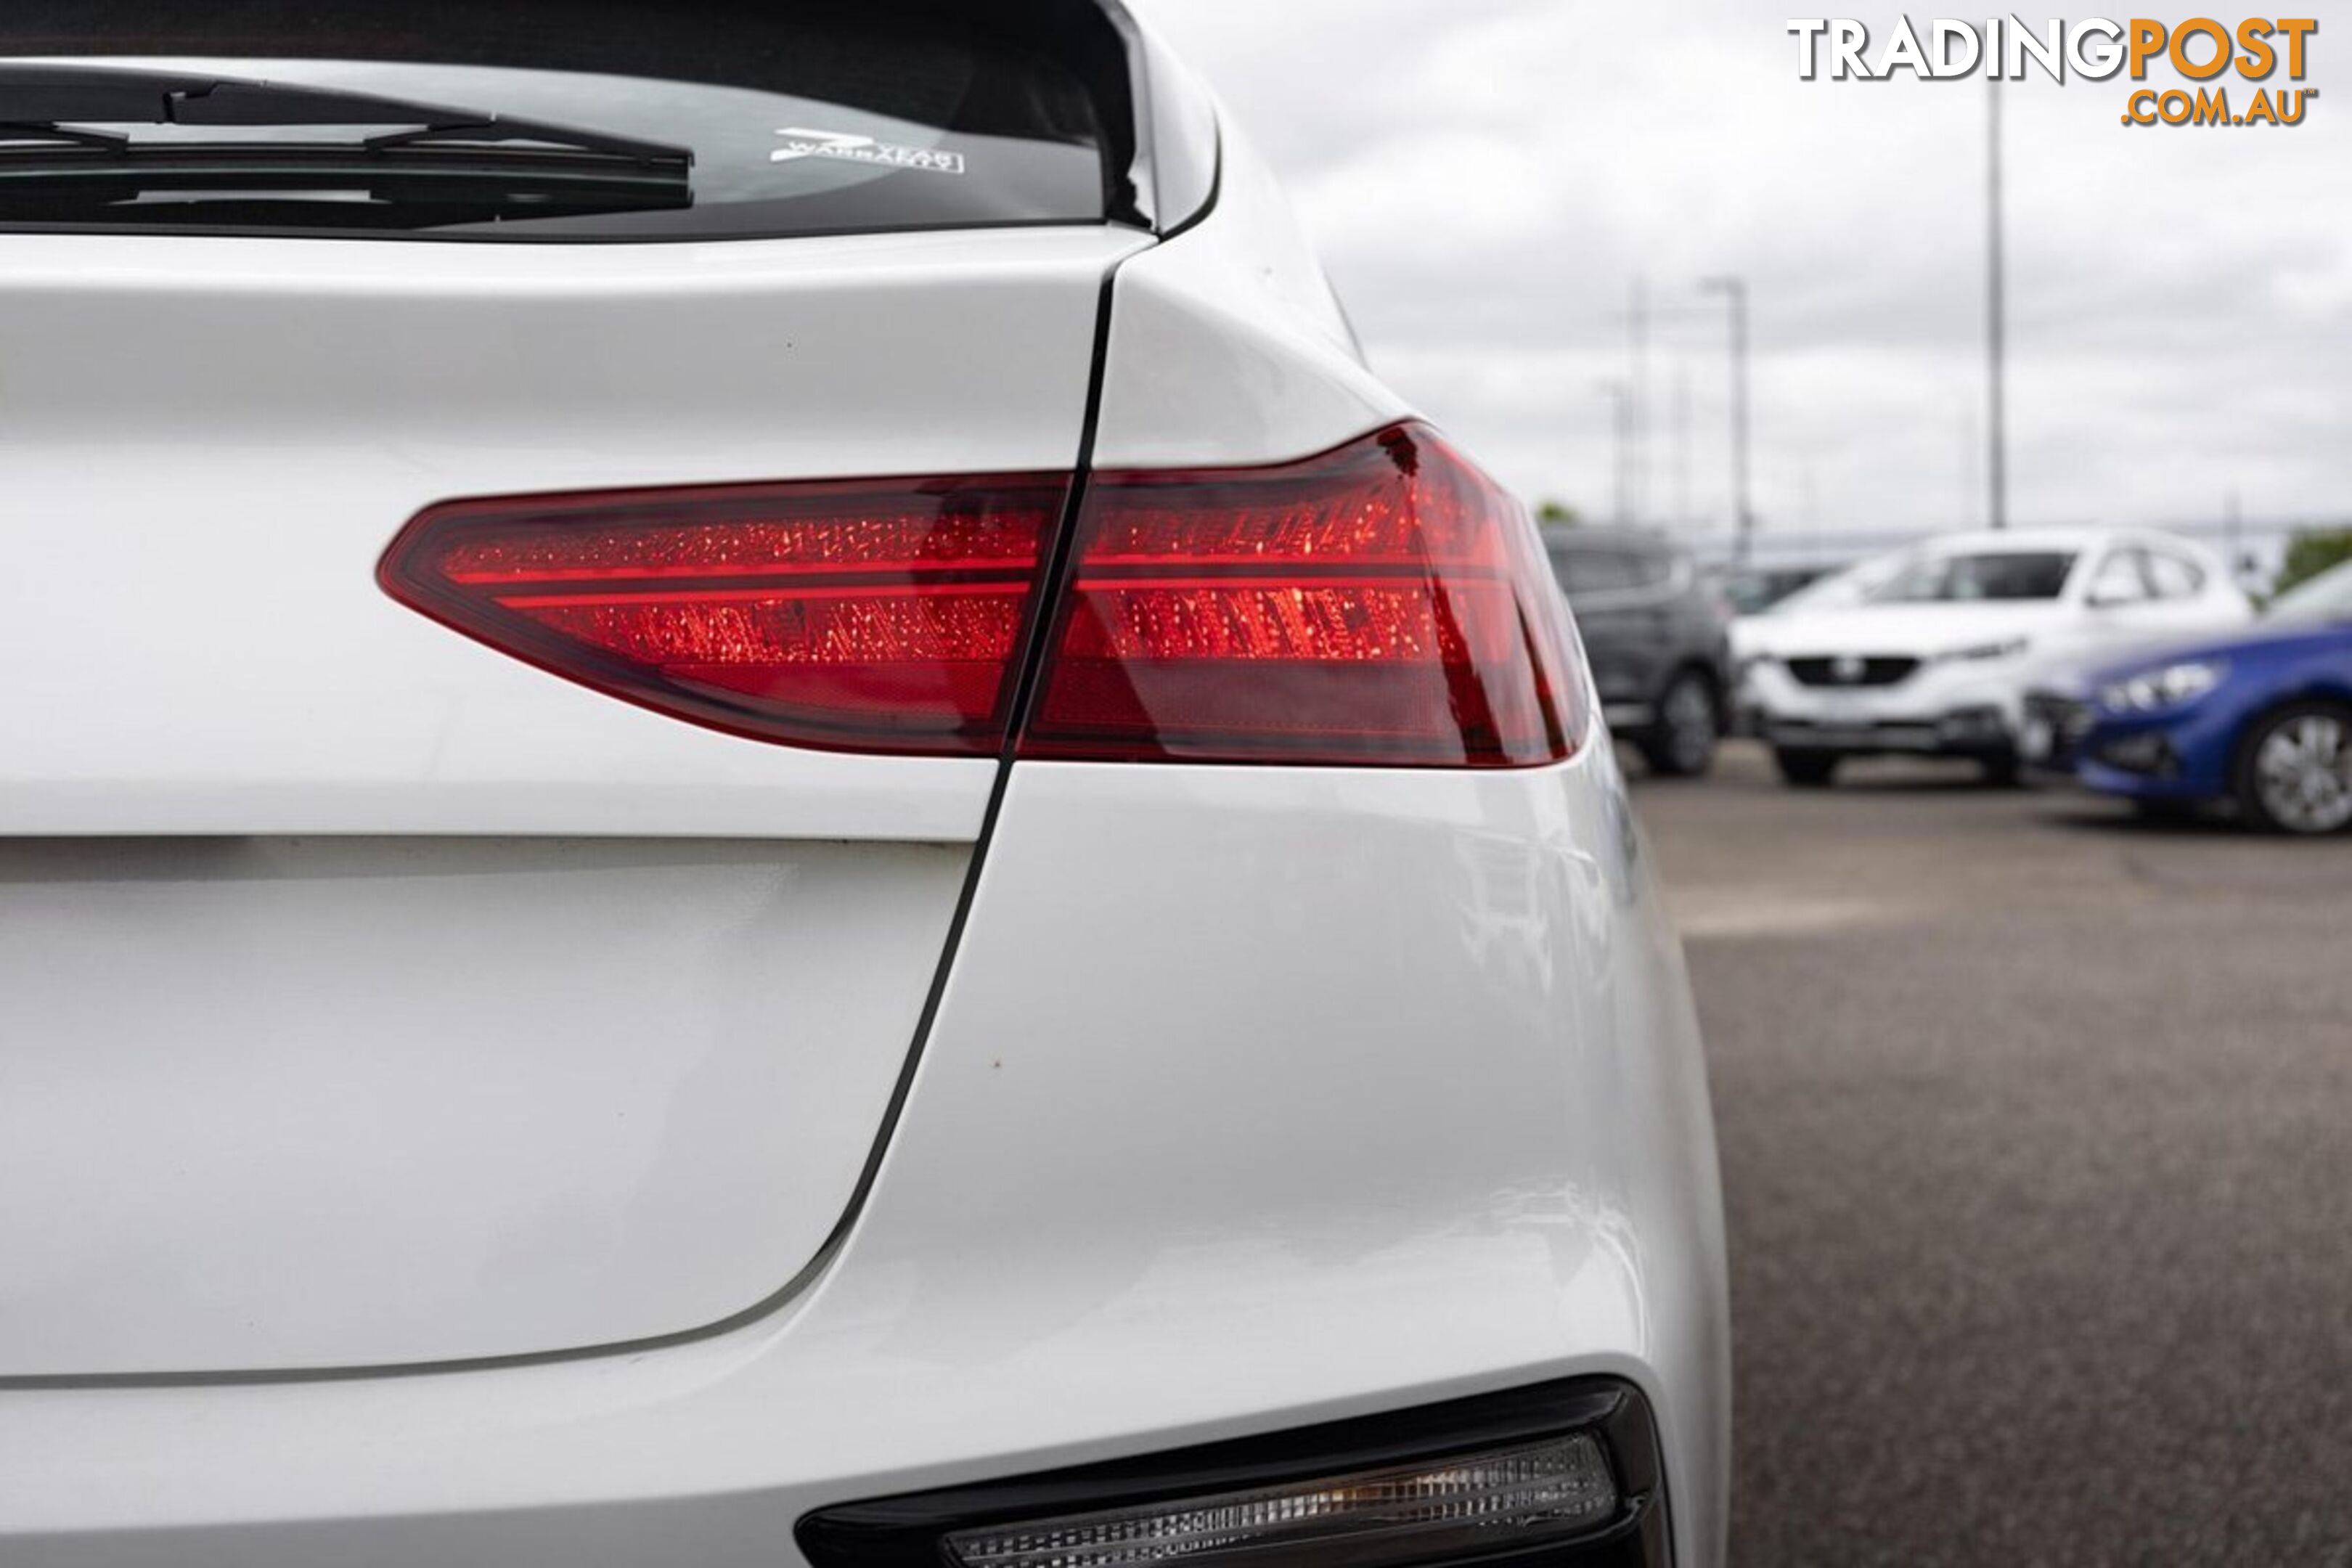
[
  {"x1": 380, "y1": 426, "x2": 1585, "y2": 769},
  {"x1": 378, "y1": 476, "x2": 1067, "y2": 756},
  {"x1": 1022, "y1": 424, "x2": 1586, "y2": 767}
]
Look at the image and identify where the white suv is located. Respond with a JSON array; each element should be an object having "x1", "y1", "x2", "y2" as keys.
[
  {"x1": 0, "y1": 4, "x2": 1728, "y2": 1567},
  {"x1": 1740, "y1": 528, "x2": 2251, "y2": 785}
]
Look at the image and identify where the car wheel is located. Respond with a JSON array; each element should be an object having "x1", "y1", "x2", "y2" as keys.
[
  {"x1": 1641, "y1": 671, "x2": 1720, "y2": 779},
  {"x1": 1774, "y1": 747, "x2": 1839, "y2": 788},
  {"x1": 2237, "y1": 702, "x2": 2352, "y2": 836}
]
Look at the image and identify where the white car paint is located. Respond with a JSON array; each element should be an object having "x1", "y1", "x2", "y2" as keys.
[
  {"x1": 1725, "y1": 548, "x2": 1911, "y2": 671},
  {"x1": 1093, "y1": 115, "x2": 1402, "y2": 468},
  {"x1": 0, "y1": 12, "x2": 1728, "y2": 1568},
  {"x1": 1740, "y1": 528, "x2": 2252, "y2": 759},
  {"x1": 0, "y1": 226, "x2": 1140, "y2": 841},
  {"x1": 0, "y1": 758, "x2": 1728, "y2": 1568},
  {"x1": 0, "y1": 837, "x2": 969, "y2": 1375}
]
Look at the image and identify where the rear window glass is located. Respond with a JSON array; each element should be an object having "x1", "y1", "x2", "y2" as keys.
[
  {"x1": 2144, "y1": 550, "x2": 2207, "y2": 600},
  {"x1": 2266, "y1": 561, "x2": 2352, "y2": 626},
  {"x1": 0, "y1": 0, "x2": 1136, "y2": 240}
]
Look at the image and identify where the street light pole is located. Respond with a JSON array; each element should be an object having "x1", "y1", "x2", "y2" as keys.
[
  {"x1": 1700, "y1": 277, "x2": 1755, "y2": 565},
  {"x1": 1598, "y1": 380, "x2": 1633, "y2": 528},
  {"x1": 1987, "y1": 71, "x2": 2010, "y2": 531},
  {"x1": 1628, "y1": 277, "x2": 1651, "y2": 530}
]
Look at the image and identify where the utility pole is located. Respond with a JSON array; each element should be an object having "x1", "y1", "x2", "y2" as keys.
[
  {"x1": 1987, "y1": 70, "x2": 2010, "y2": 531},
  {"x1": 1628, "y1": 278, "x2": 1651, "y2": 530},
  {"x1": 1599, "y1": 381, "x2": 1633, "y2": 528},
  {"x1": 1671, "y1": 364, "x2": 1693, "y2": 534},
  {"x1": 1961, "y1": 399, "x2": 1982, "y2": 531},
  {"x1": 1700, "y1": 277, "x2": 1755, "y2": 565}
]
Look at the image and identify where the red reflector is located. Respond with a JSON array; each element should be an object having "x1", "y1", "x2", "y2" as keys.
[
  {"x1": 1021, "y1": 424, "x2": 1587, "y2": 767},
  {"x1": 379, "y1": 477, "x2": 1066, "y2": 756}
]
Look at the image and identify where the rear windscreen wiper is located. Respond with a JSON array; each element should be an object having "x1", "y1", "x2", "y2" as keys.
[{"x1": 0, "y1": 63, "x2": 693, "y2": 171}]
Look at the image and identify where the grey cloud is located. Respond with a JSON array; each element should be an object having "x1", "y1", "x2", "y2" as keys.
[{"x1": 1136, "y1": 0, "x2": 2352, "y2": 542}]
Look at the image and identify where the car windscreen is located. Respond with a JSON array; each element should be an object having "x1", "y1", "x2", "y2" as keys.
[
  {"x1": 0, "y1": 0, "x2": 1134, "y2": 240},
  {"x1": 2265, "y1": 560, "x2": 2352, "y2": 625},
  {"x1": 1866, "y1": 551, "x2": 2077, "y2": 605}
]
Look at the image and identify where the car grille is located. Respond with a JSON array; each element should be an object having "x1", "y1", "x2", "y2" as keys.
[{"x1": 1785, "y1": 656, "x2": 1920, "y2": 689}]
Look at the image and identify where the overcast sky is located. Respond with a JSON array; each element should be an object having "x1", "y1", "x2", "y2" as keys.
[{"x1": 1135, "y1": 1, "x2": 2351, "y2": 549}]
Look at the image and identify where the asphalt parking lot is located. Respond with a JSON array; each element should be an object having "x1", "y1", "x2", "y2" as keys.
[{"x1": 1638, "y1": 743, "x2": 2352, "y2": 1567}]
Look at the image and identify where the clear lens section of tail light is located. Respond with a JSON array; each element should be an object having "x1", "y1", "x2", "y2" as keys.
[
  {"x1": 378, "y1": 476, "x2": 1067, "y2": 756},
  {"x1": 942, "y1": 1435, "x2": 1619, "y2": 1568},
  {"x1": 1021, "y1": 424, "x2": 1588, "y2": 767}
]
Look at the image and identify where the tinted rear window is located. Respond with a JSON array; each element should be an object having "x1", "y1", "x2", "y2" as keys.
[{"x1": 0, "y1": 0, "x2": 1137, "y2": 240}]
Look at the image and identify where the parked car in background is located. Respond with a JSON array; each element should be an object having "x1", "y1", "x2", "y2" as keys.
[
  {"x1": 2026, "y1": 560, "x2": 2352, "y2": 833},
  {"x1": 1727, "y1": 548, "x2": 1912, "y2": 732},
  {"x1": 1712, "y1": 559, "x2": 1849, "y2": 618},
  {"x1": 1548, "y1": 528, "x2": 1734, "y2": 776},
  {"x1": 0, "y1": 3, "x2": 1728, "y2": 1565},
  {"x1": 1740, "y1": 528, "x2": 2252, "y2": 786}
]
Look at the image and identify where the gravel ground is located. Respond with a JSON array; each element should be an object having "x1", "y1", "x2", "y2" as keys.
[{"x1": 1636, "y1": 744, "x2": 2352, "y2": 1567}]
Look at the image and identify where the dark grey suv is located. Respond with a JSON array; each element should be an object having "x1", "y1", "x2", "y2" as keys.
[{"x1": 1547, "y1": 529, "x2": 1734, "y2": 777}]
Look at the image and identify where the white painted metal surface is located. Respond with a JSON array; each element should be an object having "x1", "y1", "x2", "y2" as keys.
[
  {"x1": 0, "y1": 836, "x2": 970, "y2": 1374},
  {"x1": 0, "y1": 757, "x2": 1726, "y2": 1568},
  {"x1": 0, "y1": 227, "x2": 1143, "y2": 841},
  {"x1": 1090, "y1": 115, "x2": 1409, "y2": 470}
]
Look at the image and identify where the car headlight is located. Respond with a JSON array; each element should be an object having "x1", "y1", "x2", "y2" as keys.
[
  {"x1": 2100, "y1": 659, "x2": 2228, "y2": 713},
  {"x1": 1938, "y1": 637, "x2": 2030, "y2": 664}
]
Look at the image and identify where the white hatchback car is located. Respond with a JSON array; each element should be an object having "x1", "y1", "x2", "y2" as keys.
[
  {"x1": 1740, "y1": 528, "x2": 2251, "y2": 785},
  {"x1": 0, "y1": 5, "x2": 1727, "y2": 1568}
]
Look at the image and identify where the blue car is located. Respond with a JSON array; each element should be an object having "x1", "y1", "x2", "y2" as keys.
[{"x1": 2025, "y1": 561, "x2": 2352, "y2": 833}]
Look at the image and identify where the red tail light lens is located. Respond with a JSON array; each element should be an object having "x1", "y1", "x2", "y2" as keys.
[
  {"x1": 380, "y1": 427, "x2": 1583, "y2": 769},
  {"x1": 1022, "y1": 424, "x2": 1586, "y2": 767},
  {"x1": 379, "y1": 476, "x2": 1066, "y2": 756}
]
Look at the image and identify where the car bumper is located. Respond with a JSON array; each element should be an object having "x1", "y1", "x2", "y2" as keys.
[
  {"x1": 2022, "y1": 687, "x2": 2243, "y2": 802},
  {"x1": 1760, "y1": 712, "x2": 2014, "y2": 756},
  {"x1": 2076, "y1": 713, "x2": 2239, "y2": 800},
  {"x1": 2020, "y1": 690, "x2": 2097, "y2": 776},
  {"x1": 1747, "y1": 661, "x2": 2025, "y2": 756},
  {"x1": 0, "y1": 753, "x2": 1728, "y2": 1568}
]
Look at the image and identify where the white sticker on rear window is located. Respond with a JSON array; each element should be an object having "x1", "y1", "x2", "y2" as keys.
[{"x1": 771, "y1": 128, "x2": 966, "y2": 176}]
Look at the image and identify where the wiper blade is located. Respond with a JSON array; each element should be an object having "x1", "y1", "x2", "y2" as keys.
[
  {"x1": 0, "y1": 63, "x2": 692, "y2": 170},
  {"x1": 0, "y1": 121, "x2": 126, "y2": 153},
  {"x1": 0, "y1": 168, "x2": 696, "y2": 231}
]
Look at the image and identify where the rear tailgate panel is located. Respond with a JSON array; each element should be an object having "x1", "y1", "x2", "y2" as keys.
[
  {"x1": 0, "y1": 226, "x2": 1140, "y2": 1376},
  {"x1": 0, "y1": 229, "x2": 1142, "y2": 841},
  {"x1": 0, "y1": 836, "x2": 966, "y2": 1377}
]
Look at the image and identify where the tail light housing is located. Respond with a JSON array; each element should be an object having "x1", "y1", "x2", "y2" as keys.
[
  {"x1": 1026, "y1": 425, "x2": 1585, "y2": 767},
  {"x1": 380, "y1": 425, "x2": 1586, "y2": 768},
  {"x1": 379, "y1": 475, "x2": 1066, "y2": 756}
]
